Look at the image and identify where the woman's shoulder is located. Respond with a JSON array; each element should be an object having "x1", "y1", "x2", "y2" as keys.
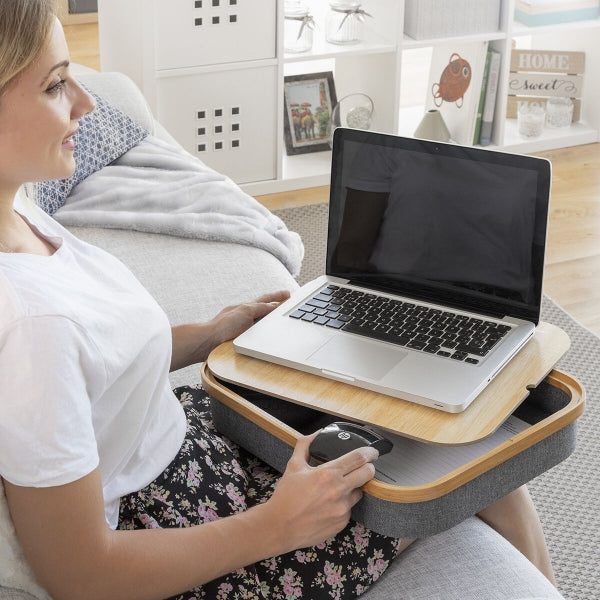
[{"x1": 15, "y1": 189, "x2": 71, "y2": 238}]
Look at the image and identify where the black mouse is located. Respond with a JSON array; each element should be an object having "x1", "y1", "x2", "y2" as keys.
[{"x1": 309, "y1": 422, "x2": 393, "y2": 463}]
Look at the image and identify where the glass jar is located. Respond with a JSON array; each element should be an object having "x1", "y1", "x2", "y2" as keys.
[
  {"x1": 326, "y1": 0, "x2": 370, "y2": 45},
  {"x1": 545, "y1": 97, "x2": 574, "y2": 128},
  {"x1": 518, "y1": 104, "x2": 545, "y2": 138},
  {"x1": 284, "y1": 0, "x2": 314, "y2": 54}
]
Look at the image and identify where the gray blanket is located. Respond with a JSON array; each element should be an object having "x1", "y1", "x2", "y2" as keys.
[{"x1": 54, "y1": 136, "x2": 304, "y2": 277}]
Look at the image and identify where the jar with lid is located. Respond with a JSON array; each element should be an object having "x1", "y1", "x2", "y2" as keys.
[
  {"x1": 284, "y1": 0, "x2": 314, "y2": 53},
  {"x1": 326, "y1": 0, "x2": 371, "y2": 45}
]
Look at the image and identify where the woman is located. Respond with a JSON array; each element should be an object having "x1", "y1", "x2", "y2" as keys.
[{"x1": 0, "y1": 2, "x2": 556, "y2": 599}]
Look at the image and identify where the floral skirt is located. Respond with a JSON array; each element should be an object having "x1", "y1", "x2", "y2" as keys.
[{"x1": 118, "y1": 386, "x2": 402, "y2": 599}]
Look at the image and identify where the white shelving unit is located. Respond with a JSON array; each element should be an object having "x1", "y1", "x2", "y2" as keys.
[{"x1": 97, "y1": 0, "x2": 600, "y2": 196}]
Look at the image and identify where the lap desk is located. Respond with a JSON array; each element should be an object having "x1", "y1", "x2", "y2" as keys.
[{"x1": 202, "y1": 322, "x2": 584, "y2": 538}]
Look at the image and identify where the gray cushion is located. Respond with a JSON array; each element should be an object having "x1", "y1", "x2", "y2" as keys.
[{"x1": 361, "y1": 517, "x2": 564, "y2": 600}]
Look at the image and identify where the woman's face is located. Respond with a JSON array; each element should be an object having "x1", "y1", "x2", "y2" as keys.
[{"x1": 0, "y1": 18, "x2": 96, "y2": 189}]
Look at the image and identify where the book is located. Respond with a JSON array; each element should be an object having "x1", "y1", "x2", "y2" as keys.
[
  {"x1": 473, "y1": 49, "x2": 493, "y2": 145},
  {"x1": 425, "y1": 41, "x2": 490, "y2": 146},
  {"x1": 479, "y1": 49, "x2": 502, "y2": 146}
]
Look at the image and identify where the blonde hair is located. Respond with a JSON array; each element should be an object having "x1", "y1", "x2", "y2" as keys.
[{"x1": 0, "y1": 0, "x2": 57, "y2": 95}]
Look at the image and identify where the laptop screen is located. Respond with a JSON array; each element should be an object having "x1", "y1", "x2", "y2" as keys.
[{"x1": 327, "y1": 129, "x2": 551, "y2": 323}]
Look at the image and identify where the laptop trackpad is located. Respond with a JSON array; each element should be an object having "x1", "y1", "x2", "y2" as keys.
[{"x1": 307, "y1": 336, "x2": 407, "y2": 381}]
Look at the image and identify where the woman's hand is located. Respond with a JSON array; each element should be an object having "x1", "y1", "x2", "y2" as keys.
[
  {"x1": 170, "y1": 290, "x2": 291, "y2": 371},
  {"x1": 257, "y1": 432, "x2": 379, "y2": 555},
  {"x1": 210, "y1": 289, "x2": 291, "y2": 345}
]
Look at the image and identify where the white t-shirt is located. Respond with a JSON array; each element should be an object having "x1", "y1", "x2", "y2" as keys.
[{"x1": 0, "y1": 197, "x2": 186, "y2": 528}]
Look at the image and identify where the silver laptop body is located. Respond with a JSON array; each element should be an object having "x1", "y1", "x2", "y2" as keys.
[{"x1": 235, "y1": 129, "x2": 551, "y2": 413}]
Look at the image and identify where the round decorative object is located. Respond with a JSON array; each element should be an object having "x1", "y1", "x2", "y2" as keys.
[
  {"x1": 328, "y1": 93, "x2": 374, "y2": 147},
  {"x1": 345, "y1": 105, "x2": 372, "y2": 129}
]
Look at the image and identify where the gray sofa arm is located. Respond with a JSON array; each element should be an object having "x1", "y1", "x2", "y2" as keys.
[
  {"x1": 362, "y1": 517, "x2": 564, "y2": 599},
  {"x1": 0, "y1": 518, "x2": 564, "y2": 600}
]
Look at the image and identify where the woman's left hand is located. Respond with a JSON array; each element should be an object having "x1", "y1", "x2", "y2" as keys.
[
  {"x1": 170, "y1": 290, "x2": 291, "y2": 371},
  {"x1": 210, "y1": 290, "x2": 291, "y2": 344}
]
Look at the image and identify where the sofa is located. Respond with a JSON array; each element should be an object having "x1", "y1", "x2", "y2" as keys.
[{"x1": 0, "y1": 71, "x2": 566, "y2": 600}]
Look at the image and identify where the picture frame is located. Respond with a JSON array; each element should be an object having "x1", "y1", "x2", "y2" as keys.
[{"x1": 283, "y1": 71, "x2": 338, "y2": 155}]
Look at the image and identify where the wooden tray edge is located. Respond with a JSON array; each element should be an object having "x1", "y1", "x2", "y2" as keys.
[{"x1": 201, "y1": 365, "x2": 585, "y2": 503}]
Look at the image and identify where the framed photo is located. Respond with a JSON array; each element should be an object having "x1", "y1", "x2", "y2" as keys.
[{"x1": 284, "y1": 72, "x2": 338, "y2": 155}]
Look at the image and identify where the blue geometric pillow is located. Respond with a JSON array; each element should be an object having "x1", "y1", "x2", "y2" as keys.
[{"x1": 32, "y1": 82, "x2": 149, "y2": 215}]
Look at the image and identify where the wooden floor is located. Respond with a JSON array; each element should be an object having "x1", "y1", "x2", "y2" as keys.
[{"x1": 64, "y1": 23, "x2": 600, "y2": 337}]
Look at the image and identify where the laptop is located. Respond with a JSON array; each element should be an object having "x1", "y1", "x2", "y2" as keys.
[{"x1": 234, "y1": 128, "x2": 551, "y2": 412}]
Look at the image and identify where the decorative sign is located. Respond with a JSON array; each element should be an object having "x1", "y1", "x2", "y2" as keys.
[{"x1": 506, "y1": 50, "x2": 585, "y2": 121}]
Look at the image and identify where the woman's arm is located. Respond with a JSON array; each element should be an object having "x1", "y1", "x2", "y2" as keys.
[
  {"x1": 5, "y1": 434, "x2": 378, "y2": 600},
  {"x1": 170, "y1": 290, "x2": 290, "y2": 372}
]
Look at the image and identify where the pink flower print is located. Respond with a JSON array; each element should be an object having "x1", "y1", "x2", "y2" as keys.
[
  {"x1": 197, "y1": 500, "x2": 219, "y2": 522},
  {"x1": 282, "y1": 569, "x2": 296, "y2": 584},
  {"x1": 251, "y1": 466, "x2": 274, "y2": 486},
  {"x1": 216, "y1": 582, "x2": 233, "y2": 600},
  {"x1": 324, "y1": 562, "x2": 344, "y2": 586},
  {"x1": 367, "y1": 557, "x2": 388, "y2": 581},
  {"x1": 150, "y1": 490, "x2": 170, "y2": 505},
  {"x1": 231, "y1": 459, "x2": 245, "y2": 478},
  {"x1": 225, "y1": 483, "x2": 246, "y2": 511},
  {"x1": 294, "y1": 550, "x2": 308, "y2": 564},
  {"x1": 186, "y1": 460, "x2": 201, "y2": 487},
  {"x1": 139, "y1": 513, "x2": 160, "y2": 529},
  {"x1": 280, "y1": 569, "x2": 302, "y2": 599},
  {"x1": 352, "y1": 524, "x2": 369, "y2": 550},
  {"x1": 175, "y1": 513, "x2": 189, "y2": 526},
  {"x1": 262, "y1": 557, "x2": 278, "y2": 572},
  {"x1": 161, "y1": 506, "x2": 177, "y2": 524}
]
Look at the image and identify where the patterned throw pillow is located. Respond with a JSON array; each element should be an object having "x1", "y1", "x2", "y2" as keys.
[{"x1": 31, "y1": 82, "x2": 149, "y2": 215}]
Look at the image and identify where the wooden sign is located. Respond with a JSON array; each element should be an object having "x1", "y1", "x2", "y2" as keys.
[{"x1": 506, "y1": 49, "x2": 585, "y2": 121}]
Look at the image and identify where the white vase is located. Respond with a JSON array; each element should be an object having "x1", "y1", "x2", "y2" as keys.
[{"x1": 414, "y1": 109, "x2": 451, "y2": 142}]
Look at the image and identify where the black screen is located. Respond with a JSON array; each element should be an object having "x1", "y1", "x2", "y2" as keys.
[{"x1": 327, "y1": 129, "x2": 551, "y2": 323}]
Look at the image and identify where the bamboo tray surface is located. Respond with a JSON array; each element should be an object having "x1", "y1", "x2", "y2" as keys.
[{"x1": 206, "y1": 322, "x2": 572, "y2": 445}]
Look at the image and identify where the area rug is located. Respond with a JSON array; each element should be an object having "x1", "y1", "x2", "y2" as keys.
[{"x1": 274, "y1": 202, "x2": 600, "y2": 600}]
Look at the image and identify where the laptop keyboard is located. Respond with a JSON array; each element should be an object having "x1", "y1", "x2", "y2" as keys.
[{"x1": 289, "y1": 284, "x2": 512, "y2": 365}]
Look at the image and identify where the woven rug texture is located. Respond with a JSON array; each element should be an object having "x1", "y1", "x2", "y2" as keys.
[{"x1": 273, "y1": 202, "x2": 600, "y2": 600}]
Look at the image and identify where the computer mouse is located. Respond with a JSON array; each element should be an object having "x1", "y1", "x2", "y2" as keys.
[{"x1": 309, "y1": 421, "x2": 393, "y2": 463}]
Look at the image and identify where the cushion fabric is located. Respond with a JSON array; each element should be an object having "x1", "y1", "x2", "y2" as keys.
[{"x1": 29, "y1": 83, "x2": 148, "y2": 215}]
